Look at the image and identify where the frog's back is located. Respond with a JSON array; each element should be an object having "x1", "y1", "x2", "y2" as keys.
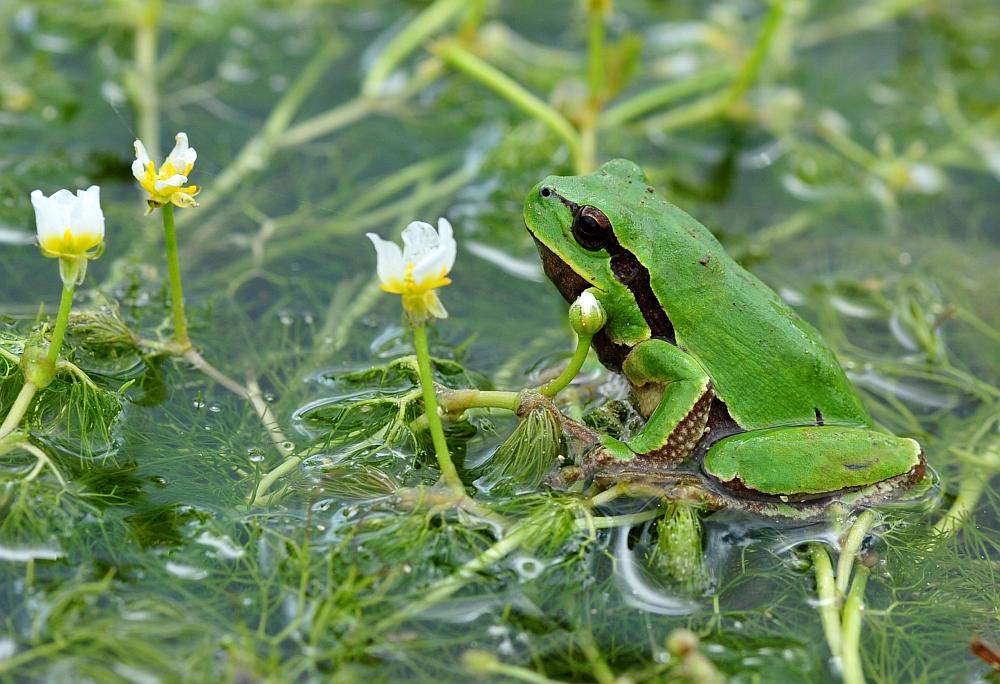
[{"x1": 620, "y1": 197, "x2": 870, "y2": 430}]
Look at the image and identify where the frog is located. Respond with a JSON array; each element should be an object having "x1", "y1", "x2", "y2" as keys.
[{"x1": 523, "y1": 159, "x2": 926, "y2": 517}]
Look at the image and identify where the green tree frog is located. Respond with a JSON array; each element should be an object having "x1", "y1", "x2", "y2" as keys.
[{"x1": 524, "y1": 159, "x2": 925, "y2": 515}]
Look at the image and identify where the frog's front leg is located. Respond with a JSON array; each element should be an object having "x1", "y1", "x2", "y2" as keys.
[{"x1": 596, "y1": 338, "x2": 713, "y2": 465}]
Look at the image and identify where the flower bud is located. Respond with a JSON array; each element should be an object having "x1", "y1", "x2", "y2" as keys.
[
  {"x1": 569, "y1": 291, "x2": 606, "y2": 337},
  {"x1": 20, "y1": 344, "x2": 56, "y2": 389}
]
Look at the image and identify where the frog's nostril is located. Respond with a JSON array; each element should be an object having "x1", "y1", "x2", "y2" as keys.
[{"x1": 539, "y1": 186, "x2": 553, "y2": 198}]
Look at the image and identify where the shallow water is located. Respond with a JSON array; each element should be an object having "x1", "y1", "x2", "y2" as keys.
[{"x1": 1, "y1": 1, "x2": 999, "y2": 682}]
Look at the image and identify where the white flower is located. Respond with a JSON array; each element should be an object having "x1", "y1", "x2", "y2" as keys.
[
  {"x1": 367, "y1": 218, "x2": 457, "y2": 323},
  {"x1": 32, "y1": 186, "x2": 105, "y2": 259},
  {"x1": 31, "y1": 185, "x2": 105, "y2": 285},
  {"x1": 569, "y1": 291, "x2": 607, "y2": 336},
  {"x1": 132, "y1": 132, "x2": 200, "y2": 210}
]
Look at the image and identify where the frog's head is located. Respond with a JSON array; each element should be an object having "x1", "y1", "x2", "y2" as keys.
[{"x1": 524, "y1": 159, "x2": 655, "y2": 354}]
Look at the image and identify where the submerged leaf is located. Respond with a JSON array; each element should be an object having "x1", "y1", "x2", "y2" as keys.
[
  {"x1": 474, "y1": 407, "x2": 563, "y2": 496},
  {"x1": 649, "y1": 501, "x2": 705, "y2": 587}
]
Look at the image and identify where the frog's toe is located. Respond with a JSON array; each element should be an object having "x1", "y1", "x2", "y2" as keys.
[{"x1": 598, "y1": 435, "x2": 637, "y2": 462}]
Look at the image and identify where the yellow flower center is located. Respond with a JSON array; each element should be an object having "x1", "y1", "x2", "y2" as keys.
[
  {"x1": 140, "y1": 159, "x2": 200, "y2": 208},
  {"x1": 379, "y1": 263, "x2": 451, "y2": 296},
  {"x1": 39, "y1": 227, "x2": 103, "y2": 259}
]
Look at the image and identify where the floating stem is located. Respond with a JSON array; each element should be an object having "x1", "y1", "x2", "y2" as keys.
[
  {"x1": 435, "y1": 41, "x2": 585, "y2": 173},
  {"x1": 132, "y1": 0, "x2": 161, "y2": 160},
  {"x1": 586, "y1": 0, "x2": 609, "y2": 107},
  {"x1": 725, "y1": 0, "x2": 786, "y2": 108},
  {"x1": 362, "y1": 0, "x2": 468, "y2": 97}
]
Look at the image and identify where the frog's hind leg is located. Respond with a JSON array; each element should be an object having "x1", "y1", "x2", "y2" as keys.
[
  {"x1": 702, "y1": 425, "x2": 925, "y2": 500},
  {"x1": 594, "y1": 338, "x2": 713, "y2": 467}
]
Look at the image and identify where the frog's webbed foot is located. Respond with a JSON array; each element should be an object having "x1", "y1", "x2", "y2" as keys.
[{"x1": 589, "y1": 464, "x2": 726, "y2": 510}]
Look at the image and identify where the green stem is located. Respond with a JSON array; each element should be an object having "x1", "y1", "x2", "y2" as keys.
[
  {"x1": 181, "y1": 41, "x2": 346, "y2": 229},
  {"x1": 811, "y1": 543, "x2": 842, "y2": 659},
  {"x1": 582, "y1": 509, "x2": 660, "y2": 529},
  {"x1": 410, "y1": 388, "x2": 521, "y2": 434},
  {"x1": 586, "y1": 0, "x2": 607, "y2": 107},
  {"x1": 47, "y1": 284, "x2": 75, "y2": 364},
  {"x1": 435, "y1": 41, "x2": 585, "y2": 173},
  {"x1": 133, "y1": 0, "x2": 161, "y2": 160},
  {"x1": 362, "y1": 0, "x2": 467, "y2": 97},
  {"x1": 160, "y1": 204, "x2": 191, "y2": 350},
  {"x1": 0, "y1": 382, "x2": 37, "y2": 439},
  {"x1": 725, "y1": 0, "x2": 786, "y2": 108},
  {"x1": 640, "y1": 91, "x2": 730, "y2": 133},
  {"x1": 250, "y1": 455, "x2": 302, "y2": 507},
  {"x1": 440, "y1": 389, "x2": 520, "y2": 413},
  {"x1": 465, "y1": 655, "x2": 561, "y2": 684},
  {"x1": 599, "y1": 67, "x2": 734, "y2": 128},
  {"x1": 538, "y1": 334, "x2": 592, "y2": 397},
  {"x1": 931, "y1": 468, "x2": 987, "y2": 539},
  {"x1": 836, "y1": 510, "x2": 875, "y2": 598},
  {"x1": 412, "y1": 323, "x2": 462, "y2": 492},
  {"x1": 840, "y1": 566, "x2": 870, "y2": 684},
  {"x1": 375, "y1": 519, "x2": 536, "y2": 633}
]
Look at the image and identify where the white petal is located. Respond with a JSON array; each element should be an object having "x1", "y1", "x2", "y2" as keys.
[
  {"x1": 167, "y1": 132, "x2": 197, "y2": 169},
  {"x1": 436, "y1": 217, "x2": 456, "y2": 273},
  {"x1": 71, "y1": 185, "x2": 105, "y2": 239},
  {"x1": 576, "y1": 291, "x2": 600, "y2": 316},
  {"x1": 31, "y1": 190, "x2": 63, "y2": 240},
  {"x1": 133, "y1": 140, "x2": 151, "y2": 180},
  {"x1": 366, "y1": 233, "x2": 405, "y2": 285},
  {"x1": 400, "y1": 221, "x2": 439, "y2": 264},
  {"x1": 411, "y1": 218, "x2": 456, "y2": 284},
  {"x1": 131, "y1": 159, "x2": 147, "y2": 182},
  {"x1": 154, "y1": 174, "x2": 188, "y2": 191}
]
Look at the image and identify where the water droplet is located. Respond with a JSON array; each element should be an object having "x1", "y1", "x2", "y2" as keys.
[{"x1": 192, "y1": 399, "x2": 205, "y2": 409}]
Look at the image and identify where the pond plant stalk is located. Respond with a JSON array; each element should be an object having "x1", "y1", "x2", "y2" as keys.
[
  {"x1": 411, "y1": 321, "x2": 462, "y2": 492},
  {"x1": 366, "y1": 218, "x2": 465, "y2": 495},
  {"x1": 1, "y1": 187, "x2": 106, "y2": 439},
  {"x1": 810, "y1": 511, "x2": 878, "y2": 684},
  {"x1": 160, "y1": 204, "x2": 191, "y2": 350}
]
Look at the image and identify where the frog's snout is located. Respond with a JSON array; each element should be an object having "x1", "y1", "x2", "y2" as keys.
[{"x1": 538, "y1": 185, "x2": 581, "y2": 217}]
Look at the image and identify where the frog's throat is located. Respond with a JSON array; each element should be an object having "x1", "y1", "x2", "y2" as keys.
[{"x1": 531, "y1": 235, "x2": 631, "y2": 371}]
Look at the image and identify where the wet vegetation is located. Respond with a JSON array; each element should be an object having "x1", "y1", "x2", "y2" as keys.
[{"x1": 1, "y1": 0, "x2": 999, "y2": 682}]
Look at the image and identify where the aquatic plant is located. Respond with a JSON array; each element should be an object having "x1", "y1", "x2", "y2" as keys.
[{"x1": 0, "y1": 1, "x2": 998, "y2": 682}]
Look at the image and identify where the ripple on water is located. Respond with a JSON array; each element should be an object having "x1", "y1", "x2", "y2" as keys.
[
  {"x1": 164, "y1": 562, "x2": 209, "y2": 580},
  {"x1": 612, "y1": 525, "x2": 699, "y2": 616},
  {"x1": 0, "y1": 545, "x2": 63, "y2": 562}
]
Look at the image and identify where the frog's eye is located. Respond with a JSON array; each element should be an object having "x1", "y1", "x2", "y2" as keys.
[{"x1": 572, "y1": 206, "x2": 612, "y2": 251}]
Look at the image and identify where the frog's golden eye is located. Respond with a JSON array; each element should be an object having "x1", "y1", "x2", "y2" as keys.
[{"x1": 572, "y1": 206, "x2": 612, "y2": 251}]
